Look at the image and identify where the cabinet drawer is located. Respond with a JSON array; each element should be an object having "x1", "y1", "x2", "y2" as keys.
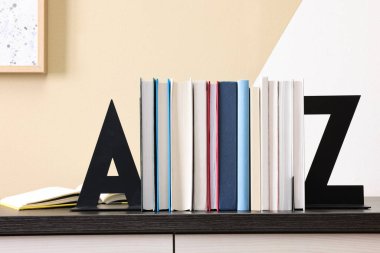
[
  {"x1": 176, "y1": 234, "x2": 380, "y2": 253},
  {"x1": 0, "y1": 234, "x2": 172, "y2": 253}
]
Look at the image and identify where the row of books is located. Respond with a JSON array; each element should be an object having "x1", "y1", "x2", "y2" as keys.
[
  {"x1": 140, "y1": 77, "x2": 305, "y2": 211},
  {"x1": 261, "y1": 78, "x2": 305, "y2": 211}
]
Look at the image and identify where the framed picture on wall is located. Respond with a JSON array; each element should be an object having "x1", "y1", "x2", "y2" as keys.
[{"x1": 0, "y1": 0, "x2": 46, "y2": 73}]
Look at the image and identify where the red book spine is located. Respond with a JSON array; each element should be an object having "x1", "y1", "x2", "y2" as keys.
[
  {"x1": 206, "y1": 81, "x2": 211, "y2": 211},
  {"x1": 216, "y1": 82, "x2": 220, "y2": 212}
]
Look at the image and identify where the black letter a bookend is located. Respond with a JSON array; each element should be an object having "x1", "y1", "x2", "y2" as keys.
[{"x1": 72, "y1": 100, "x2": 141, "y2": 211}]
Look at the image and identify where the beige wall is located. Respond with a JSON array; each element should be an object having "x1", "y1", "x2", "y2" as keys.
[{"x1": 0, "y1": 0, "x2": 300, "y2": 197}]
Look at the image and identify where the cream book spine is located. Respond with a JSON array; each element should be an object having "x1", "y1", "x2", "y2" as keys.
[
  {"x1": 251, "y1": 86, "x2": 261, "y2": 211},
  {"x1": 269, "y1": 80, "x2": 279, "y2": 211},
  {"x1": 293, "y1": 80, "x2": 305, "y2": 210},
  {"x1": 171, "y1": 79, "x2": 193, "y2": 211},
  {"x1": 193, "y1": 80, "x2": 207, "y2": 211},
  {"x1": 260, "y1": 78, "x2": 270, "y2": 211},
  {"x1": 279, "y1": 81, "x2": 293, "y2": 211}
]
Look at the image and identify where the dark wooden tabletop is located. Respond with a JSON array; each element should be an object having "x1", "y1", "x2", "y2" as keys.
[{"x1": 0, "y1": 197, "x2": 380, "y2": 235}]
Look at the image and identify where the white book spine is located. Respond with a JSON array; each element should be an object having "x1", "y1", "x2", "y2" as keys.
[
  {"x1": 193, "y1": 80, "x2": 207, "y2": 211},
  {"x1": 171, "y1": 80, "x2": 193, "y2": 211},
  {"x1": 141, "y1": 79, "x2": 155, "y2": 210},
  {"x1": 279, "y1": 81, "x2": 293, "y2": 211},
  {"x1": 293, "y1": 80, "x2": 305, "y2": 210},
  {"x1": 210, "y1": 83, "x2": 218, "y2": 210},
  {"x1": 260, "y1": 78, "x2": 270, "y2": 211},
  {"x1": 157, "y1": 80, "x2": 170, "y2": 210},
  {"x1": 251, "y1": 87, "x2": 261, "y2": 211},
  {"x1": 269, "y1": 80, "x2": 279, "y2": 211}
]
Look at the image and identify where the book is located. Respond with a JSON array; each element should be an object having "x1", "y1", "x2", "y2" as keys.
[
  {"x1": 140, "y1": 78, "x2": 155, "y2": 211},
  {"x1": 155, "y1": 78, "x2": 171, "y2": 211},
  {"x1": 206, "y1": 81, "x2": 211, "y2": 210},
  {"x1": 193, "y1": 80, "x2": 208, "y2": 211},
  {"x1": 218, "y1": 81, "x2": 238, "y2": 211},
  {"x1": 237, "y1": 80, "x2": 250, "y2": 211},
  {"x1": 209, "y1": 82, "x2": 219, "y2": 211},
  {"x1": 279, "y1": 81, "x2": 293, "y2": 211},
  {"x1": 0, "y1": 186, "x2": 126, "y2": 211},
  {"x1": 260, "y1": 77, "x2": 270, "y2": 211},
  {"x1": 293, "y1": 80, "x2": 305, "y2": 210},
  {"x1": 171, "y1": 79, "x2": 193, "y2": 211},
  {"x1": 250, "y1": 86, "x2": 261, "y2": 211},
  {"x1": 269, "y1": 80, "x2": 279, "y2": 211}
]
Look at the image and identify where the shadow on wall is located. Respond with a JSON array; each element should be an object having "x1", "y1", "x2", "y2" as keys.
[{"x1": 47, "y1": 0, "x2": 67, "y2": 74}]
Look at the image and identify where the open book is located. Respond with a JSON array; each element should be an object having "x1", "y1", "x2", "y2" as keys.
[{"x1": 0, "y1": 186, "x2": 127, "y2": 210}]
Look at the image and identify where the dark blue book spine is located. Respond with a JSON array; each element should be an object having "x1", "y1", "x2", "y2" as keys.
[{"x1": 218, "y1": 81, "x2": 238, "y2": 211}]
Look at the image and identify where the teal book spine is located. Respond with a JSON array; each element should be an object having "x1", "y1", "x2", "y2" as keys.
[
  {"x1": 237, "y1": 80, "x2": 250, "y2": 211},
  {"x1": 155, "y1": 78, "x2": 172, "y2": 212}
]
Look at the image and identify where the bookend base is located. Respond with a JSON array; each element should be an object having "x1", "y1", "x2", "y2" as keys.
[
  {"x1": 306, "y1": 204, "x2": 371, "y2": 210},
  {"x1": 72, "y1": 204, "x2": 141, "y2": 212}
]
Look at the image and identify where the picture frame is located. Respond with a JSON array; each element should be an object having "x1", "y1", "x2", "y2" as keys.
[{"x1": 0, "y1": 0, "x2": 46, "y2": 73}]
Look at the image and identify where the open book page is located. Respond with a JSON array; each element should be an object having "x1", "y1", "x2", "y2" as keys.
[
  {"x1": 0, "y1": 187, "x2": 79, "y2": 210},
  {"x1": 0, "y1": 185, "x2": 129, "y2": 210},
  {"x1": 76, "y1": 185, "x2": 127, "y2": 204},
  {"x1": 99, "y1": 193, "x2": 127, "y2": 204}
]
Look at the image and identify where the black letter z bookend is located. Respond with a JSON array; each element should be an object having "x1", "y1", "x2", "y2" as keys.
[
  {"x1": 305, "y1": 96, "x2": 368, "y2": 209},
  {"x1": 73, "y1": 100, "x2": 141, "y2": 211}
]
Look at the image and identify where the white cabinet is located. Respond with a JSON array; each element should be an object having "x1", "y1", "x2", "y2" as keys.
[
  {"x1": 3, "y1": 233, "x2": 380, "y2": 252},
  {"x1": 0, "y1": 235, "x2": 172, "y2": 253},
  {"x1": 176, "y1": 234, "x2": 380, "y2": 253}
]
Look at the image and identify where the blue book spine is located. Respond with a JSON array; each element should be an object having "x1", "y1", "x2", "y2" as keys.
[
  {"x1": 237, "y1": 80, "x2": 250, "y2": 211},
  {"x1": 218, "y1": 81, "x2": 238, "y2": 211},
  {"x1": 154, "y1": 78, "x2": 159, "y2": 212},
  {"x1": 167, "y1": 79, "x2": 172, "y2": 212}
]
